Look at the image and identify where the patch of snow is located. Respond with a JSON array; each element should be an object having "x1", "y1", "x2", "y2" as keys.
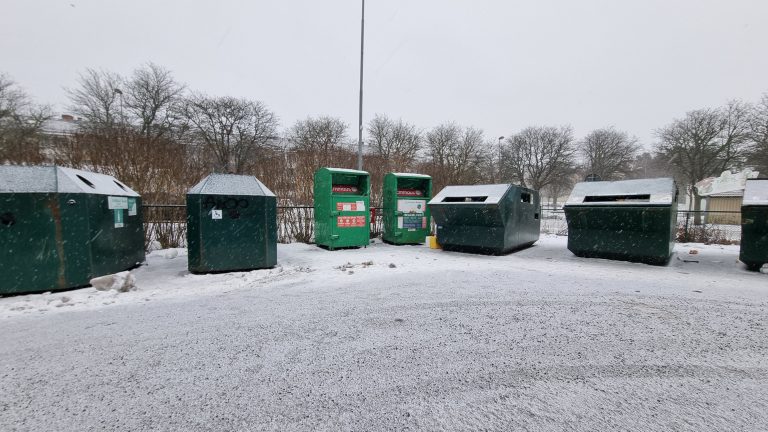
[
  {"x1": 90, "y1": 271, "x2": 136, "y2": 292},
  {"x1": 429, "y1": 184, "x2": 512, "y2": 205}
]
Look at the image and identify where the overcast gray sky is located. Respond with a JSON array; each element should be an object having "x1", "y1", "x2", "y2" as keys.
[{"x1": 2, "y1": 0, "x2": 767, "y2": 148}]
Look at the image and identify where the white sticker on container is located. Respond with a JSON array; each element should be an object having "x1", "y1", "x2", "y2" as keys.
[
  {"x1": 397, "y1": 199, "x2": 425, "y2": 214},
  {"x1": 212, "y1": 209, "x2": 222, "y2": 220},
  {"x1": 127, "y1": 198, "x2": 137, "y2": 216},
  {"x1": 397, "y1": 216, "x2": 403, "y2": 229},
  {"x1": 114, "y1": 209, "x2": 124, "y2": 228},
  {"x1": 108, "y1": 196, "x2": 129, "y2": 210},
  {"x1": 355, "y1": 201, "x2": 365, "y2": 211}
]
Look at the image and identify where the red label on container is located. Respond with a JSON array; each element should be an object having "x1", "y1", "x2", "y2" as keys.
[
  {"x1": 337, "y1": 216, "x2": 366, "y2": 227},
  {"x1": 332, "y1": 185, "x2": 359, "y2": 194},
  {"x1": 397, "y1": 188, "x2": 424, "y2": 197}
]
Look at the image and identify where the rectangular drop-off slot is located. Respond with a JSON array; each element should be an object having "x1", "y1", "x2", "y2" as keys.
[
  {"x1": 442, "y1": 196, "x2": 487, "y2": 203},
  {"x1": 521, "y1": 192, "x2": 531, "y2": 203},
  {"x1": 583, "y1": 194, "x2": 651, "y2": 203}
]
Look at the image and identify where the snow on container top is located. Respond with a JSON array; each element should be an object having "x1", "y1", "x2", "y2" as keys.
[
  {"x1": 390, "y1": 172, "x2": 432, "y2": 178},
  {"x1": 321, "y1": 167, "x2": 369, "y2": 175},
  {"x1": 187, "y1": 174, "x2": 275, "y2": 196},
  {"x1": 742, "y1": 179, "x2": 768, "y2": 205},
  {"x1": 565, "y1": 177, "x2": 675, "y2": 206},
  {"x1": 429, "y1": 184, "x2": 512, "y2": 205},
  {"x1": 0, "y1": 165, "x2": 138, "y2": 196}
]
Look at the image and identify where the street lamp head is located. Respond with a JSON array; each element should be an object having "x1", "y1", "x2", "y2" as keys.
[
  {"x1": 113, "y1": 88, "x2": 123, "y2": 95},
  {"x1": 498, "y1": 136, "x2": 505, "y2": 141}
]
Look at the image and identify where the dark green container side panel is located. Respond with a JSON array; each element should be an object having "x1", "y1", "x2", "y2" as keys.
[
  {"x1": 314, "y1": 169, "x2": 370, "y2": 249},
  {"x1": 187, "y1": 195, "x2": 277, "y2": 273},
  {"x1": 0, "y1": 193, "x2": 96, "y2": 294},
  {"x1": 740, "y1": 206, "x2": 768, "y2": 270},
  {"x1": 87, "y1": 195, "x2": 145, "y2": 278},
  {"x1": 382, "y1": 174, "x2": 432, "y2": 244},
  {"x1": 565, "y1": 205, "x2": 676, "y2": 265},
  {"x1": 432, "y1": 187, "x2": 540, "y2": 254}
]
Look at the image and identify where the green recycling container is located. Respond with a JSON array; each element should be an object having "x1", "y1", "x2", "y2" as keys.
[
  {"x1": 564, "y1": 178, "x2": 677, "y2": 265},
  {"x1": 382, "y1": 172, "x2": 432, "y2": 245},
  {"x1": 186, "y1": 174, "x2": 277, "y2": 273},
  {"x1": 314, "y1": 167, "x2": 370, "y2": 250},
  {"x1": 428, "y1": 184, "x2": 540, "y2": 254},
  {"x1": 740, "y1": 179, "x2": 768, "y2": 271},
  {"x1": 0, "y1": 165, "x2": 145, "y2": 294}
]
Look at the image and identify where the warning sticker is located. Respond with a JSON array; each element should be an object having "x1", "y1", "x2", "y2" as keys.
[
  {"x1": 337, "y1": 216, "x2": 366, "y2": 227},
  {"x1": 336, "y1": 201, "x2": 366, "y2": 212},
  {"x1": 127, "y1": 198, "x2": 137, "y2": 216},
  {"x1": 397, "y1": 199, "x2": 426, "y2": 214}
]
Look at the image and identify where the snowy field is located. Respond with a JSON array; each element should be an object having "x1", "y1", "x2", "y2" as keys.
[{"x1": 1, "y1": 235, "x2": 767, "y2": 431}]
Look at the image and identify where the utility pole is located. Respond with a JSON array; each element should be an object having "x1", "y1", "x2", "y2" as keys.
[{"x1": 356, "y1": 0, "x2": 365, "y2": 171}]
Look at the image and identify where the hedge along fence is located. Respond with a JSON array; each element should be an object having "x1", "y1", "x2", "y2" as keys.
[{"x1": 143, "y1": 204, "x2": 385, "y2": 250}]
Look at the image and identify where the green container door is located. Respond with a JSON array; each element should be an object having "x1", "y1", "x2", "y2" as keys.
[
  {"x1": 382, "y1": 173, "x2": 432, "y2": 245},
  {"x1": 740, "y1": 179, "x2": 768, "y2": 271},
  {"x1": 187, "y1": 174, "x2": 277, "y2": 273},
  {"x1": 314, "y1": 168, "x2": 370, "y2": 250},
  {"x1": 564, "y1": 178, "x2": 677, "y2": 265},
  {"x1": 428, "y1": 184, "x2": 540, "y2": 254},
  {"x1": 0, "y1": 166, "x2": 146, "y2": 294}
]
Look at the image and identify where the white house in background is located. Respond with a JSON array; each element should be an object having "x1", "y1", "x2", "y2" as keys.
[{"x1": 696, "y1": 169, "x2": 760, "y2": 225}]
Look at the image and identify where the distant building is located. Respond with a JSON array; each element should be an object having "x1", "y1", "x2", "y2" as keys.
[
  {"x1": 40, "y1": 114, "x2": 81, "y2": 137},
  {"x1": 696, "y1": 169, "x2": 760, "y2": 225}
]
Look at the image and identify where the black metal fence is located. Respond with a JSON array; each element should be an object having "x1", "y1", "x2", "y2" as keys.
[
  {"x1": 142, "y1": 204, "x2": 385, "y2": 249},
  {"x1": 143, "y1": 204, "x2": 743, "y2": 250},
  {"x1": 539, "y1": 206, "x2": 741, "y2": 245}
]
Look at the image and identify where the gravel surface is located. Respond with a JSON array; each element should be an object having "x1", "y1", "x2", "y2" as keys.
[{"x1": 1, "y1": 237, "x2": 767, "y2": 431}]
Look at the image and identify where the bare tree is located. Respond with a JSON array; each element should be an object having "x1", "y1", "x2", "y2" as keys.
[
  {"x1": 580, "y1": 127, "x2": 639, "y2": 180},
  {"x1": 655, "y1": 101, "x2": 752, "y2": 222},
  {"x1": 367, "y1": 114, "x2": 421, "y2": 171},
  {"x1": 66, "y1": 68, "x2": 124, "y2": 132},
  {"x1": 0, "y1": 73, "x2": 51, "y2": 164},
  {"x1": 124, "y1": 63, "x2": 185, "y2": 141},
  {"x1": 423, "y1": 122, "x2": 489, "y2": 189},
  {"x1": 501, "y1": 125, "x2": 576, "y2": 191},
  {"x1": 748, "y1": 93, "x2": 768, "y2": 175},
  {"x1": 181, "y1": 93, "x2": 279, "y2": 174}
]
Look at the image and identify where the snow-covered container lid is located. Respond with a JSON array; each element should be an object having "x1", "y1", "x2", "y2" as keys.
[
  {"x1": 187, "y1": 174, "x2": 275, "y2": 197},
  {"x1": 0, "y1": 165, "x2": 139, "y2": 196},
  {"x1": 565, "y1": 178, "x2": 675, "y2": 206},
  {"x1": 742, "y1": 179, "x2": 768, "y2": 205},
  {"x1": 429, "y1": 184, "x2": 512, "y2": 205},
  {"x1": 320, "y1": 167, "x2": 369, "y2": 175},
  {"x1": 389, "y1": 172, "x2": 431, "y2": 178}
]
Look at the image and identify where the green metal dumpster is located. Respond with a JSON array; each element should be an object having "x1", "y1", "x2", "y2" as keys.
[
  {"x1": 428, "y1": 184, "x2": 541, "y2": 254},
  {"x1": 382, "y1": 172, "x2": 432, "y2": 245},
  {"x1": 564, "y1": 178, "x2": 677, "y2": 265},
  {"x1": 186, "y1": 174, "x2": 277, "y2": 273},
  {"x1": 0, "y1": 165, "x2": 145, "y2": 294},
  {"x1": 314, "y1": 167, "x2": 370, "y2": 250},
  {"x1": 740, "y1": 179, "x2": 768, "y2": 271}
]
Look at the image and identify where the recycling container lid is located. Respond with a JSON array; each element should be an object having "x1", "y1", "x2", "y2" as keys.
[
  {"x1": 565, "y1": 178, "x2": 675, "y2": 206},
  {"x1": 187, "y1": 174, "x2": 275, "y2": 197},
  {"x1": 429, "y1": 184, "x2": 511, "y2": 205},
  {"x1": 0, "y1": 165, "x2": 138, "y2": 196},
  {"x1": 743, "y1": 179, "x2": 768, "y2": 205}
]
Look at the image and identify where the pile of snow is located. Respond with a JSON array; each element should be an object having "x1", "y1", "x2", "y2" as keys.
[{"x1": 90, "y1": 271, "x2": 136, "y2": 292}]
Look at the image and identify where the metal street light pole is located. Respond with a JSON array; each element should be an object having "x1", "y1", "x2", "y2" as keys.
[{"x1": 356, "y1": 0, "x2": 365, "y2": 171}]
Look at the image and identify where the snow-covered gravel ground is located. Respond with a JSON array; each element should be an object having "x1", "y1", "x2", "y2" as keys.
[{"x1": 1, "y1": 235, "x2": 766, "y2": 431}]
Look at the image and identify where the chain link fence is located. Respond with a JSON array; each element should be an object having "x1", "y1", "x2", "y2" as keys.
[{"x1": 143, "y1": 204, "x2": 742, "y2": 250}]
